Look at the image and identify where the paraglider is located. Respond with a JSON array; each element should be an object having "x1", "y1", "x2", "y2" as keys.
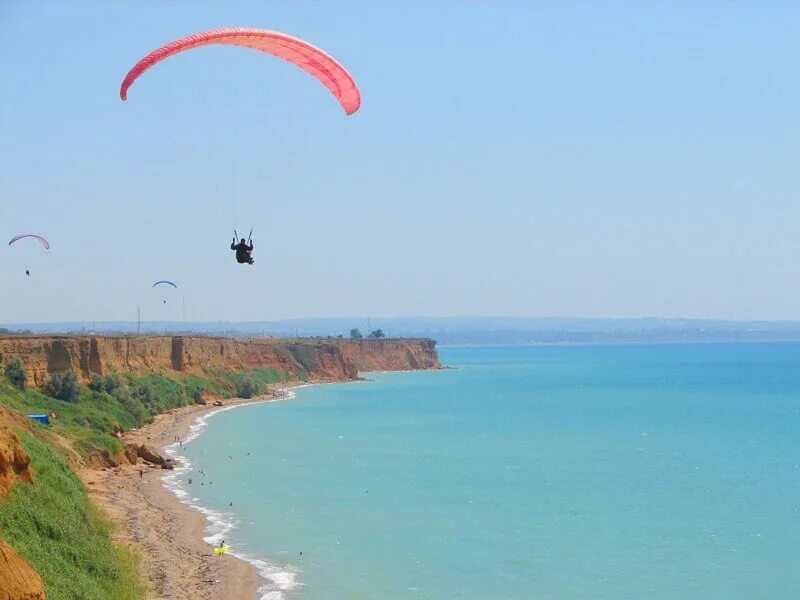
[
  {"x1": 120, "y1": 27, "x2": 361, "y2": 115},
  {"x1": 9, "y1": 234, "x2": 50, "y2": 276},
  {"x1": 231, "y1": 229, "x2": 254, "y2": 265},
  {"x1": 152, "y1": 280, "x2": 178, "y2": 289},
  {"x1": 152, "y1": 280, "x2": 178, "y2": 304},
  {"x1": 231, "y1": 237, "x2": 254, "y2": 265},
  {"x1": 8, "y1": 234, "x2": 50, "y2": 249}
]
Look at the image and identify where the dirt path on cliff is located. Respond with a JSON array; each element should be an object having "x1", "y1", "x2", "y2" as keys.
[{"x1": 80, "y1": 393, "x2": 296, "y2": 600}]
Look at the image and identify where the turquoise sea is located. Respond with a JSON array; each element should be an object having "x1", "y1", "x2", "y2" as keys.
[{"x1": 167, "y1": 344, "x2": 800, "y2": 599}]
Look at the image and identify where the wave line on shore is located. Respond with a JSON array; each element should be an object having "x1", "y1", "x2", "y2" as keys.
[{"x1": 161, "y1": 389, "x2": 306, "y2": 600}]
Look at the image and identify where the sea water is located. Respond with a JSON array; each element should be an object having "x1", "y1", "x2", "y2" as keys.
[{"x1": 170, "y1": 344, "x2": 800, "y2": 599}]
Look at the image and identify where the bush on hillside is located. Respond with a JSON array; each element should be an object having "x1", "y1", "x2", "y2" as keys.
[
  {"x1": 131, "y1": 382, "x2": 157, "y2": 410},
  {"x1": 186, "y1": 381, "x2": 206, "y2": 404},
  {"x1": 237, "y1": 376, "x2": 260, "y2": 399},
  {"x1": 4, "y1": 358, "x2": 27, "y2": 389},
  {"x1": 100, "y1": 384, "x2": 148, "y2": 426},
  {"x1": 88, "y1": 372, "x2": 123, "y2": 394},
  {"x1": 42, "y1": 371, "x2": 81, "y2": 403}
]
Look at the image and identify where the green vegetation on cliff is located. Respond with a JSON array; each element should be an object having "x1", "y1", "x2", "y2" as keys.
[
  {"x1": 0, "y1": 433, "x2": 142, "y2": 600},
  {"x1": 0, "y1": 366, "x2": 291, "y2": 463},
  {"x1": 0, "y1": 362, "x2": 292, "y2": 599}
]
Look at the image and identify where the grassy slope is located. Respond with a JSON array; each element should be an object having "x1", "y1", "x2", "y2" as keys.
[
  {"x1": 0, "y1": 433, "x2": 142, "y2": 600},
  {"x1": 0, "y1": 367, "x2": 291, "y2": 462},
  {"x1": 0, "y1": 365, "x2": 292, "y2": 599}
]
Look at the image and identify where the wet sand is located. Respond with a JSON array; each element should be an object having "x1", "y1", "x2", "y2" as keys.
[{"x1": 82, "y1": 393, "x2": 291, "y2": 600}]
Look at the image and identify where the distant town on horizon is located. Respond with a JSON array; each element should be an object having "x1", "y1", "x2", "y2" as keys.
[{"x1": 4, "y1": 316, "x2": 800, "y2": 345}]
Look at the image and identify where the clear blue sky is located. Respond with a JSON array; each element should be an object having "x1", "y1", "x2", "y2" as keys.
[{"x1": 2, "y1": 1, "x2": 799, "y2": 323}]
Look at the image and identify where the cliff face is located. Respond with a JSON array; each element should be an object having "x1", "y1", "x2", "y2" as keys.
[
  {"x1": 341, "y1": 338, "x2": 441, "y2": 372},
  {"x1": 0, "y1": 335, "x2": 440, "y2": 387},
  {"x1": 0, "y1": 408, "x2": 33, "y2": 498}
]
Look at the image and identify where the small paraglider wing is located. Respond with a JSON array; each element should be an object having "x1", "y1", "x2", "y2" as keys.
[
  {"x1": 152, "y1": 280, "x2": 178, "y2": 288},
  {"x1": 8, "y1": 234, "x2": 50, "y2": 249},
  {"x1": 120, "y1": 27, "x2": 361, "y2": 115}
]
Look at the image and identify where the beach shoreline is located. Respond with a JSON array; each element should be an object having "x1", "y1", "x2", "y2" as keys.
[{"x1": 81, "y1": 387, "x2": 301, "y2": 600}]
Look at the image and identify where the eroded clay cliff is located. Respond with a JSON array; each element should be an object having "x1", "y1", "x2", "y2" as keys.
[
  {"x1": 0, "y1": 408, "x2": 33, "y2": 498},
  {"x1": 0, "y1": 335, "x2": 440, "y2": 387},
  {"x1": 342, "y1": 338, "x2": 440, "y2": 372}
]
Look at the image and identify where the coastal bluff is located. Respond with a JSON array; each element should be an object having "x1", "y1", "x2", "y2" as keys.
[{"x1": 0, "y1": 335, "x2": 441, "y2": 387}]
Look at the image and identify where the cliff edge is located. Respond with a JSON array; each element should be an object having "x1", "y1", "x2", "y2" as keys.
[{"x1": 0, "y1": 335, "x2": 441, "y2": 387}]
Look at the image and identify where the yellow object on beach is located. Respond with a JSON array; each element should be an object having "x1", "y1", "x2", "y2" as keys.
[{"x1": 214, "y1": 546, "x2": 229, "y2": 555}]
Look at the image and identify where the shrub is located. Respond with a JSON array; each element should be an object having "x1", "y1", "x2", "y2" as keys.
[
  {"x1": 131, "y1": 382, "x2": 157, "y2": 410},
  {"x1": 350, "y1": 328, "x2": 362, "y2": 339},
  {"x1": 186, "y1": 381, "x2": 205, "y2": 404},
  {"x1": 111, "y1": 387, "x2": 150, "y2": 426},
  {"x1": 42, "y1": 371, "x2": 81, "y2": 403},
  {"x1": 4, "y1": 357, "x2": 27, "y2": 389},
  {"x1": 237, "y1": 376, "x2": 260, "y2": 399},
  {"x1": 88, "y1": 373, "x2": 123, "y2": 394}
]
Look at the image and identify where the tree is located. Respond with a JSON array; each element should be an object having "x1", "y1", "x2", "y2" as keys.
[
  {"x1": 4, "y1": 358, "x2": 27, "y2": 389},
  {"x1": 368, "y1": 329, "x2": 385, "y2": 339},
  {"x1": 350, "y1": 328, "x2": 363, "y2": 339},
  {"x1": 42, "y1": 371, "x2": 81, "y2": 403}
]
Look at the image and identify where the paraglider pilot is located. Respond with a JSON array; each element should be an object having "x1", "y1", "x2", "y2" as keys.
[{"x1": 231, "y1": 237, "x2": 254, "y2": 265}]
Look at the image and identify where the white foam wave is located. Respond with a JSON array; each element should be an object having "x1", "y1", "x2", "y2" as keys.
[{"x1": 161, "y1": 388, "x2": 307, "y2": 599}]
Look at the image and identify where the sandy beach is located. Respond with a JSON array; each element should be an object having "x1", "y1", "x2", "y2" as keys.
[{"x1": 81, "y1": 392, "x2": 291, "y2": 600}]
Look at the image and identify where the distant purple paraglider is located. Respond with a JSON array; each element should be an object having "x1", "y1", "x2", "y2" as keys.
[{"x1": 8, "y1": 234, "x2": 50, "y2": 249}]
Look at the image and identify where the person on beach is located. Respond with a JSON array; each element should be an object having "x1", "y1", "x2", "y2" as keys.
[{"x1": 231, "y1": 237, "x2": 254, "y2": 265}]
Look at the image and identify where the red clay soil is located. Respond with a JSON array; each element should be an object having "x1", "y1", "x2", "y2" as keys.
[{"x1": 0, "y1": 539, "x2": 44, "y2": 600}]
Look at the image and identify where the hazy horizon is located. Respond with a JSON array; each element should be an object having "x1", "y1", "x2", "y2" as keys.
[{"x1": 7, "y1": 315, "x2": 800, "y2": 346}]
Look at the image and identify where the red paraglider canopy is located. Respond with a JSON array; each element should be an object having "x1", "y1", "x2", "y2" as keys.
[{"x1": 120, "y1": 27, "x2": 361, "y2": 115}]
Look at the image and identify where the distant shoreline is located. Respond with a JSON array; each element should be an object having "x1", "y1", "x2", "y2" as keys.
[{"x1": 437, "y1": 338, "x2": 800, "y2": 348}]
